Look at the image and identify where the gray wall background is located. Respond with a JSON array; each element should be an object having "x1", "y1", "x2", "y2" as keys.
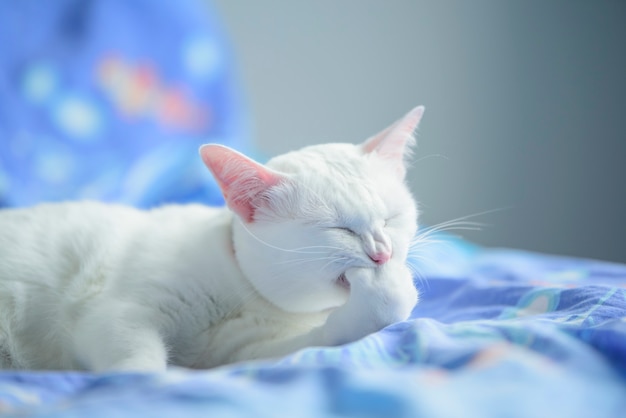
[{"x1": 213, "y1": 0, "x2": 626, "y2": 263}]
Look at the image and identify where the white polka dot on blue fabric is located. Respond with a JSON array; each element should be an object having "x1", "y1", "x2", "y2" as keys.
[
  {"x1": 53, "y1": 96, "x2": 103, "y2": 141},
  {"x1": 183, "y1": 37, "x2": 222, "y2": 81},
  {"x1": 22, "y1": 63, "x2": 58, "y2": 104}
]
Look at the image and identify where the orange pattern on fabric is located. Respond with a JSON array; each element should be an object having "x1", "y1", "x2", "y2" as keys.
[{"x1": 97, "y1": 54, "x2": 210, "y2": 132}]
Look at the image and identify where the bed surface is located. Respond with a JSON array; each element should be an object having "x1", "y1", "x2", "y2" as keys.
[{"x1": 1, "y1": 239, "x2": 625, "y2": 417}]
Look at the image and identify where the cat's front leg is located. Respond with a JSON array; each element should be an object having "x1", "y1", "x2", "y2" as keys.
[
  {"x1": 234, "y1": 262, "x2": 417, "y2": 362},
  {"x1": 319, "y1": 261, "x2": 418, "y2": 346},
  {"x1": 73, "y1": 302, "x2": 168, "y2": 372}
]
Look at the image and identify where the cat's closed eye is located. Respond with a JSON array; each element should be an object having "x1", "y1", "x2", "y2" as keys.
[{"x1": 331, "y1": 226, "x2": 358, "y2": 236}]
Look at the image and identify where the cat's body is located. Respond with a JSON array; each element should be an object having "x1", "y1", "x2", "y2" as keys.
[
  {"x1": 0, "y1": 202, "x2": 327, "y2": 370},
  {"x1": 0, "y1": 107, "x2": 424, "y2": 371}
]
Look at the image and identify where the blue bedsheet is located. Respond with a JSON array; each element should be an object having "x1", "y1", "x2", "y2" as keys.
[{"x1": 1, "y1": 238, "x2": 624, "y2": 418}]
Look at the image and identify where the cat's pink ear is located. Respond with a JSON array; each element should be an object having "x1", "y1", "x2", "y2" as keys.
[
  {"x1": 362, "y1": 106, "x2": 425, "y2": 178},
  {"x1": 199, "y1": 144, "x2": 283, "y2": 223}
]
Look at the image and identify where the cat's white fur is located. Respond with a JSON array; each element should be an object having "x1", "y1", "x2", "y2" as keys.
[{"x1": 0, "y1": 106, "x2": 424, "y2": 371}]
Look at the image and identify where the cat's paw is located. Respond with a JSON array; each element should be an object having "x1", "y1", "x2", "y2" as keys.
[
  {"x1": 346, "y1": 261, "x2": 418, "y2": 327},
  {"x1": 321, "y1": 261, "x2": 417, "y2": 345}
]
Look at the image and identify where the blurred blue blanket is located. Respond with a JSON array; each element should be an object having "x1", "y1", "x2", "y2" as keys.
[
  {"x1": 0, "y1": 0, "x2": 246, "y2": 208},
  {"x1": 1, "y1": 240, "x2": 625, "y2": 418}
]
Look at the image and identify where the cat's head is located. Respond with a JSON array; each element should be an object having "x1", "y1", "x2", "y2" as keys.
[{"x1": 200, "y1": 106, "x2": 424, "y2": 313}]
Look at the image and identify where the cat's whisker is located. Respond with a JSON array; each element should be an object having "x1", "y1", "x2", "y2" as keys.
[
  {"x1": 237, "y1": 220, "x2": 346, "y2": 255},
  {"x1": 413, "y1": 208, "x2": 506, "y2": 242},
  {"x1": 274, "y1": 255, "x2": 347, "y2": 267},
  {"x1": 273, "y1": 257, "x2": 348, "y2": 280},
  {"x1": 414, "y1": 221, "x2": 484, "y2": 240},
  {"x1": 412, "y1": 153, "x2": 450, "y2": 164},
  {"x1": 405, "y1": 210, "x2": 506, "y2": 288},
  {"x1": 290, "y1": 245, "x2": 346, "y2": 252},
  {"x1": 409, "y1": 237, "x2": 449, "y2": 249},
  {"x1": 319, "y1": 256, "x2": 351, "y2": 273},
  {"x1": 407, "y1": 262, "x2": 430, "y2": 292},
  {"x1": 236, "y1": 220, "x2": 321, "y2": 254},
  {"x1": 409, "y1": 210, "x2": 502, "y2": 250}
]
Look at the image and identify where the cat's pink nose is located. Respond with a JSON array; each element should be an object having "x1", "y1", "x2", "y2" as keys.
[{"x1": 370, "y1": 251, "x2": 391, "y2": 265}]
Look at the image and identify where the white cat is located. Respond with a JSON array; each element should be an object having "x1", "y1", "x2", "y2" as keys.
[{"x1": 0, "y1": 106, "x2": 424, "y2": 372}]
